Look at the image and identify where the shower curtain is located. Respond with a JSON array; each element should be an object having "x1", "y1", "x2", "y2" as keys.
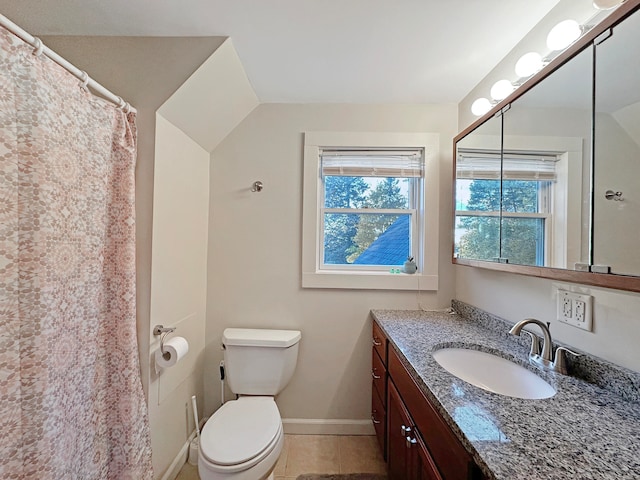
[{"x1": 0, "y1": 27, "x2": 153, "y2": 479}]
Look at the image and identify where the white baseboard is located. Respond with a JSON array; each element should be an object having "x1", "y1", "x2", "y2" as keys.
[
  {"x1": 282, "y1": 418, "x2": 375, "y2": 435},
  {"x1": 160, "y1": 417, "x2": 208, "y2": 480},
  {"x1": 160, "y1": 434, "x2": 192, "y2": 480}
]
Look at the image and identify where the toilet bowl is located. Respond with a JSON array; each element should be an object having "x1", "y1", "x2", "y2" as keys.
[
  {"x1": 198, "y1": 328, "x2": 301, "y2": 480},
  {"x1": 199, "y1": 397, "x2": 284, "y2": 480}
]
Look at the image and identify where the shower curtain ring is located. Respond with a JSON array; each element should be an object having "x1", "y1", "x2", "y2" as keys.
[
  {"x1": 79, "y1": 71, "x2": 90, "y2": 91},
  {"x1": 115, "y1": 97, "x2": 131, "y2": 113},
  {"x1": 32, "y1": 37, "x2": 44, "y2": 56}
]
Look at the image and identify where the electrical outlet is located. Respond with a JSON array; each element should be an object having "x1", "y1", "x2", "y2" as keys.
[
  {"x1": 557, "y1": 289, "x2": 593, "y2": 331},
  {"x1": 562, "y1": 296, "x2": 572, "y2": 318},
  {"x1": 574, "y1": 300, "x2": 586, "y2": 323}
]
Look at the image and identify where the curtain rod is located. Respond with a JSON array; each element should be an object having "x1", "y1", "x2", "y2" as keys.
[{"x1": 0, "y1": 13, "x2": 136, "y2": 114}]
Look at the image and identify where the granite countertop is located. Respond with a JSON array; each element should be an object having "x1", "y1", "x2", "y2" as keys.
[{"x1": 371, "y1": 302, "x2": 640, "y2": 480}]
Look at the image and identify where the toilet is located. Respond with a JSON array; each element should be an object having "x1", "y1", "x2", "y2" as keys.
[{"x1": 198, "y1": 328, "x2": 302, "y2": 480}]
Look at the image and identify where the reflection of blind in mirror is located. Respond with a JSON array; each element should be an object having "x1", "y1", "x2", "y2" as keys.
[{"x1": 457, "y1": 150, "x2": 559, "y2": 180}]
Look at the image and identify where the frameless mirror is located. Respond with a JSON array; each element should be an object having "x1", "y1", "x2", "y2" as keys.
[
  {"x1": 593, "y1": 8, "x2": 640, "y2": 276},
  {"x1": 501, "y1": 45, "x2": 593, "y2": 268},
  {"x1": 455, "y1": 115, "x2": 502, "y2": 262}
]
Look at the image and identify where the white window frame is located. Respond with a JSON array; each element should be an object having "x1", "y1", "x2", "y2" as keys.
[{"x1": 302, "y1": 132, "x2": 439, "y2": 290}]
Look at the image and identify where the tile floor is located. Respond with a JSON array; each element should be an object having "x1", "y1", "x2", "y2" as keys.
[{"x1": 176, "y1": 434, "x2": 387, "y2": 480}]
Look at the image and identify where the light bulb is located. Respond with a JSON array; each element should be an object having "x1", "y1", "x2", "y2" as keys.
[
  {"x1": 547, "y1": 19, "x2": 582, "y2": 51},
  {"x1": 471, "y1": 98, "x2": 492, "y2": 116},
  {"x1": 490, "y1": 80, "x2": 514, "y2": 101},
  {"x1": 515, "y1": 52, "x2": 543, "y2": 78},
  {"x1": 593, "y1": 0, "x2": 623, "y2": 9}
]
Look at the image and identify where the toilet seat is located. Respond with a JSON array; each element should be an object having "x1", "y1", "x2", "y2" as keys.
[{"x1": 200, "y1": 397, "x2": 282, "y2": 473}]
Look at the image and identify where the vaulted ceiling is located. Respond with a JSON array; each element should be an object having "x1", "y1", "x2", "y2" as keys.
[{"x1": 0, "y1": 0, "x2": 561, "y2": 104}]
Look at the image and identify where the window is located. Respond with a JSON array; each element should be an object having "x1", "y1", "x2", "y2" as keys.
[
  {"x1": 320, "y1": 149, "x2": 421, "y2": 269},
  {"x1": 455, "y1": 150, "x2": 557, "y2": 266},
  {"x1": 302, "y1": 132, "x2": 439, "y2": 290}
]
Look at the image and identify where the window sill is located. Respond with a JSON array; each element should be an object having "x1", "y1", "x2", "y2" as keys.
[{"x1": 302, "y1": 271, "x2": 438, "y2": 291}]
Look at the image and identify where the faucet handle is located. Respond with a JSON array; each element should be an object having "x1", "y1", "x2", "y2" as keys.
[
  {"x1": 523, "y1": 331, "x2": 540, "y2": 357},
  {"x1": 553, "y1": 346, "x2": 581, "y2": 375}
]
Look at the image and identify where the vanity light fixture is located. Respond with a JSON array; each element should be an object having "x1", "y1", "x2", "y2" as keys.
[
  {"x1": 473, "y1": 3, "x2": 613, "y2": 119},
  {"x1": 547, "y1": 19, "x2": 582, "y2": 50},
  {"x1": 490, "y1": 79, "x2": 515, "y2": 101},
  {"x1": 515, "y1": 52, "x2": 544, "y2": 78},
  {"x1": 593, "y1": 0, "x2": 625, "y2": 9},
  {"x1": 471, "y1": 97, "x2": 493, "y2": 116}
]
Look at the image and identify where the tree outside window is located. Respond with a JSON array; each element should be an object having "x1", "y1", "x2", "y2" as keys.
[
  {"x1": 323, "y1": 176, "x2": 412, "y2": 266},
  {"x1": 456, "y1": 179, "x2": 548, "y2": 266}
]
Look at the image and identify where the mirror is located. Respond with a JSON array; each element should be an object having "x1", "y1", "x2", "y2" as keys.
[
  {"x1": 453, "y1": 2, "x2": 640, "y2": 292},
  {"x1": 593, "y1": 8, "x2": 640, "y2": 276},
  {"x1": 455, "y1": 115, "x2": 502, "y2": 263},
  {"x1": 502, "y1": 46, "x2": 592, "y2": 269}
]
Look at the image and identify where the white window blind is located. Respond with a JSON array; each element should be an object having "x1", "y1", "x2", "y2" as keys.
[
  {"x1": 321, "y1": 149, "x2": 424, "y2": 178},
  {"x1": 457, "y1": 150, "x2": 559, "y2": 181}
]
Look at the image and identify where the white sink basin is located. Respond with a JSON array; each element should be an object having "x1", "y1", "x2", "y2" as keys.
[{"x1": 432, "y1": 348, "x2": 556, "y2": 399}]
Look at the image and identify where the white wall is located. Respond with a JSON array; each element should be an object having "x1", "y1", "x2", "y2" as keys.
[
  {"x1": 158, "y1": 38, "x2": 259, "y2": 152},
  {"x1": 593, "y1": 112, "x2": 640, "y2": 275},
  {"x1": 205, "y1": 103, "x2": 458, "y2": 428},
  {"x1": 149, "y1": 114, "x2": 210, "y2": 477}
]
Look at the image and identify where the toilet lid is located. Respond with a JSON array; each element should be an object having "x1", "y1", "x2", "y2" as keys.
[{"x1": 200, "y1": 397, "x2": 281, "y2": 466}]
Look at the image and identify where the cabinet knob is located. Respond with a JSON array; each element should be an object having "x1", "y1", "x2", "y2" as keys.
[
  {"x1": 371, "y1": 369, "x2": 381, "y2": 380},
  {"x1": 401, "y1": 425, "x2": 412, "y2": 435},
  {"x1": 372, "y1": 337, "x2": 382, "y2": 347},
  {"x1": 371, "y1": 412, "x2": 381, "y2": 425},
  {"x1": 406, "y1": 436, "x2": 417, "y2": 448}
]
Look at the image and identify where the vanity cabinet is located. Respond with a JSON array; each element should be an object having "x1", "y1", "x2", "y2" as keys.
[{"x1": 372, "y1": 320, "x2": 484, "y2": 480}]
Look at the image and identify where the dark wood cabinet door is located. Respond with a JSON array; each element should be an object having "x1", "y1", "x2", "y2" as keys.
[
  {"x1": 389, "y1": 347, "x2": 475, "y2": 480},
  {"x1": 412, "y1": 434, "x2": 443, "y2": 480},
  {"x1": 371, "y1": 381, "x2": 386, "y2": 459},
  {"x1": 387, "y1": 380, "x2": 413, "y2": 480}
]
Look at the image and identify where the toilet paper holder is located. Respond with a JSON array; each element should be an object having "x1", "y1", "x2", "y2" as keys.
[{"x1": 153, "y1": 324, "x2": 177, "y2": 353}]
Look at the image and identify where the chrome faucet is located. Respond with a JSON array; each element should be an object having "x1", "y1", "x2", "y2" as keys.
[{"x1": 509, "y1": 318, "x2": 580, "y2": 374}]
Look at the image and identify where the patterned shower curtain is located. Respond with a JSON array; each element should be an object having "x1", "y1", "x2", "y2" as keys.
[{"x1": 0, "y1": 27, "x2": 153, "y2": 479}]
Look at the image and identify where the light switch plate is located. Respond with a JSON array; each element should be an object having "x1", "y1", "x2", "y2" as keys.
[{"x1": 557, "y1": 289, "x2": 593, "y2": 331}]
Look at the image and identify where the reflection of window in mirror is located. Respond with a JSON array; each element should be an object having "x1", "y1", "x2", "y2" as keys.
[
  {"x1": 454, "y1": 116, "x2": 502, "y2": 263},
  {"x1": 457, "y1": 151, "x2": 557, "y2": 267},
  {"x1": 503, "y1": 46, "x2": 592, "y2": 270},
  {"x1": 455, "y1": 136, "x2": 583, "y2": 269},
  {"x1": 455, "y1": 152, "x2": 501, "y2": 263}
]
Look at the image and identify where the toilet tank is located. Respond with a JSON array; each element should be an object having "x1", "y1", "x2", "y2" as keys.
[{"x1": 222, "y1": 328, "x2": 301, "y2": 396}]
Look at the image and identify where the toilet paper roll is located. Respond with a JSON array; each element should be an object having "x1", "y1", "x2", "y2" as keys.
[{"x1": 155, "y1": 336, "x2": 189, "y2": 369}]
